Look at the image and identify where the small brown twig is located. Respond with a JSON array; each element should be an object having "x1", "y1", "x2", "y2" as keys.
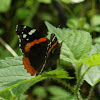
[{"x1": 0, "y1": 37, "x2": 18, "y2": 57}]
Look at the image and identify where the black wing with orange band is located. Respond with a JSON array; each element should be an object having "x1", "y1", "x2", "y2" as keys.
[{"x1": 16, "y1": 24, "x2": 61, "y2": 76}]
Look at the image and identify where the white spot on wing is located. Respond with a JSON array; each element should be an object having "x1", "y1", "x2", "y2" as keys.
[
  {"x1": 46, "y1": 35, "x2": 56, "y2": 54},
  {"x1": 16, "y1": 25, "x2": 18, "y2": 31},
  {"x1": 23, "y1": 26, "x2": 26, "y2": 29},
  {"x1": 47, "y1": 42, "x2": 51, "y2": 49},
  {"x1": 28, "y1": 29, "x2": 36, "y2": 35},
  {"x1": 26, "y1": 38, "x2": 29, "y2": 41},
  {"x1": 19, "y1": 39, "x2": 21, "y2": 42},
  {"x1": 23, "y1": 34, "x2": 27, "y2": 38},
  {"x1": 19, "y1": 44, "x2": 21, "y2": 47},
  {"x1": 18, "y1": 35, "x2": 20, "y2": 38},
  {"x1": 52, "y1": 35, "x2": 56, "y2": 42}
]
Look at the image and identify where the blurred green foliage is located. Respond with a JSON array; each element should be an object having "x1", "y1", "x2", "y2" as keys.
[
  {"x1": 0, "y1": 0, "x2": 11, "y2": 12},
  {"x1": 32, "y1": 85, "x2": 75, "y2": 100},
  {"x1": 0, "y1": 0, "x2": 100, "y2": 100}
]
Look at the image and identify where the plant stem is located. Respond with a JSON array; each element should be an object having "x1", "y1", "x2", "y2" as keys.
[
  {"x1": 87, "y1": 86, "x2": 94, "y2": 100},
  {"x1": 75, "y1": 65, "x2": 96, "y2": 100},
  {"x1": 76, "y1": 65, "x2": 94, "y2": 92},
  {"x1": 75, "y1": 64, "x2": 83, "y2": 100},
  {"x1": 92, "y1": 0, "x2": 95, "y2": 16},
  {"x1": 57, "y1": 0, "x2": 75, "y2": 17}
]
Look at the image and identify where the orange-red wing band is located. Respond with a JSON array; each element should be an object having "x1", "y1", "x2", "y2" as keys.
[
  {"x1": 25, "y1": 37, "x2": 47, "y2": 52},
  {"x1": 48, "y1": 41, "x2": 57, "y2": 53},
  {"x1": 23, "y1": 55, "x2": 38, "y2": 76}
]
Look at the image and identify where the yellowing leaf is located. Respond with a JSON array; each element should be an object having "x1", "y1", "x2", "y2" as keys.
[{"x1": 84, "y1": 54, "x2": 100, "y2": 67}]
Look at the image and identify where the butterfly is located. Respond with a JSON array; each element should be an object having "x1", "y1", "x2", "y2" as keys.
[{"x1": 16, "y1": 24, "x2": 61, "y2": 76}]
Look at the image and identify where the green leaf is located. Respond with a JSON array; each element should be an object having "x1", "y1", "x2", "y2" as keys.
[
  {"x1": 33, "y1": 86, "x2": 47, "y2": 98},
  {"x1": 94, "y1": 37, "x2": 100, "y2": 44},
  {"x1": 45, "y1": 22, "x2": 92, "y2": 66},
  {"x1": 91, "y1": 14, "x2": 100, "y2": 32},
  {"x1": 0, "y1": 56, "x2": 71, "y2": 99},
  {"x1": 94, "y1": 26, "x2": 100, "y2": 32},
  {"x1": 39, "y1": 13, "x2": 53, "y2": 22},
  {"x1": 82, "y1": 45, "x2": 100, "y2": 86},
  {"x1": 0, "y1": 90, "x2": 13, "y2": 100},
  {"x1": 89, "y1": 44, "x2": 100, "y2": 55},
  {"x1": 67, "y1": 18, "x2": 80, "y2": 29},
  {"x1": 84, "y1": 54, "x2": 100, "y2": 67},
  {"x1": 19, "y1": 94, "x2": 28, "y2": 100},
  {"x1": 82, "y1": 64, "x2": 100, "y2": 86},
  {"x1": 0, "y1": 0, "x2": 11, "y2": 12},
  {"x1": 91, "y1": 14, "x2": 100, "y2": 26},
  {"x1": 42, "y1": 69, "x2": 72, "y2": 79},
  {"x1": 48, "y1": 85, "x2": 75, "y2": 100},
  {"x1": 67, "y1": 17, "x2": 90, "y2": 31},
  {"x1": 0, "y1": 56, "x2": 34, "y2": 96},
  {"x1": 37, "y1": 0, "x2": 51, "y2": 4},
  {"x1": 16, "y1": 7, "x2": 32, "y2": 20}
]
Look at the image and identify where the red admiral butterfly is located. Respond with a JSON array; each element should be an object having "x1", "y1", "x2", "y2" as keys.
[{"x1": 16, "y1": 24, "x2": 61, "y2": 76}]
